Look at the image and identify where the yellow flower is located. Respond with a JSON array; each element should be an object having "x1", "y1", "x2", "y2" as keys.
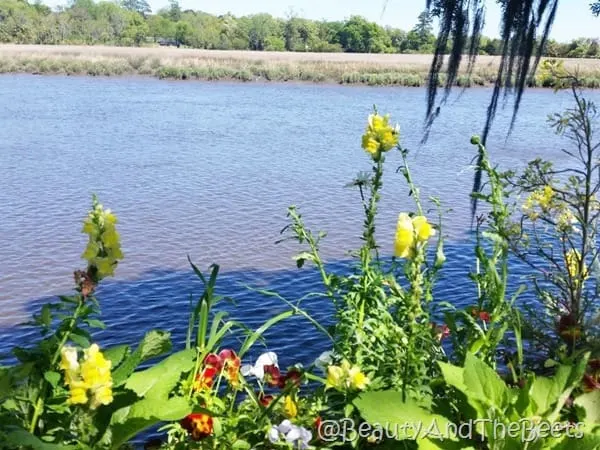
[
  {"x1": 68, "y1": 381, "x2": 89, "y2": 405},
  {"x1": 522, "y1": 185, "x2": 555, "y2": 220},
  {"x1": 348, "y1": 366, "x2": 370, "y2": 391},
  {"x1": 394, "y1": 214, "x2": 435, "y2": 259},
  {"x1": 361, "y1": 113, "x2": 399, "y2": 159},
  {"x1": 565, "y1": 249, "x2": 588, "y2": 281},
  {"x1": 326, "y1": 365, "x2": 345, "y2": 390},
  {"x1": 81, "y1": 197, "x2": 123, "y2": 280},
  {"x1": 59, "y1": 343, "x2": 113, "y2": 409},
  {"x1": 325, "y1": 360, "x2": 369, "y2": 391},
  {"x1": 412, "y1": 216, "x2": 436, "y2": 241},
  {"x1": 283, "y1": 395, "x2": 298, "y2": 418},
  {"x1": 394, "y1": 213, "x2": 414, "y2": 258}
]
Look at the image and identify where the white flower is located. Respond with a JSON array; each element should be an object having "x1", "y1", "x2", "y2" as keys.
[
  {"x1": 240, "y1": 351, "x2": 278, "y2": 381},
  {"x1": 314, "y1": 350, "x2": 334, "y2": 374},
  {"x1": 61, "y1": 346, "x2": 79, "y2": 371},
  {"x1": 267, "y1": 420, "x2": 312, "y2": 449}
]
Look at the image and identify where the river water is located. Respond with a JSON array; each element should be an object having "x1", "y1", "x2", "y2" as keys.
[{"x1": 0, "y1": 74, "x2": 593, "y2": 369}]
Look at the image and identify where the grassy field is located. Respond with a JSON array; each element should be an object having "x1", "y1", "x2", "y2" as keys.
[{"x1": 1, "y1": 44, "x2": 600, "y2": 87}]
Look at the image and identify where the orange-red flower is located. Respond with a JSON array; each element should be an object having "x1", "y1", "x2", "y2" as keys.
[
  {"x1": 181, "y1": 413, "x2": 213, "y2": 441},
  {"x1": 258, "y1": 393, "x2": 274, "y2": 407},
  {"x1": 194, "y1": 366, "x2": 217, "y2": 392},
  {"x1": 219, "y1": 349, "x2": 241, "y2": 388}
]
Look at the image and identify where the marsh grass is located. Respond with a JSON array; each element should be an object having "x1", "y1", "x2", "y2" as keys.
[{"x1": 1, "y1": 45, "x2": 600, "y2": 87}]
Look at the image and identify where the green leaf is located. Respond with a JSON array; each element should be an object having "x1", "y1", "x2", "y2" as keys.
[
  {"x1": 231, "y1": 440, "x2": 252, "y2": 449},
  {"x1": 84, "y1": 319, "x2": 106, "y2": 329},
  {"x1": 103, "y1": 344, "x2": 129, "y2": 368},
  {"x1": 125, "y1": 349, "x2": 195, "y2": 399},
  {"x1": 5, "y1": 428, "x2": 76, "y2": 449},
  {"x1": 108, "y1": 396, "x2": 191, "y2": 449},
  {"x1": 69, "y1": 332, "x2": 90, "y2": 348},
  {"x1": 529, "y1": 367, "x2": 570, "y2": 416},
  {"x1": 438, "y1": 362, "x2": 466, "y2": 394},
  {"x1": 238, "y1": 310, "x2": 294, "y2": 358},
  {"x1": 462, "y1": 353, "x2": 508, "y2": 410},
  {"x1": 107, "y1": 349, "x2": 195, "y2": 449},
  {"x1": 354, "y1": 391, "x2": 456, "y2": 441},
  {"x1": 112, "y1": 330, "x2": 171, "y2": 386},
  {"x1": 41, "y1": 304, "x2": 52, "y2": 327},
  {"x1": 574, "y1": 390, "x2": 600, "y2": 424},
  {"x1": 43, "y1": 371, "x2": 61, "y2": 388}
]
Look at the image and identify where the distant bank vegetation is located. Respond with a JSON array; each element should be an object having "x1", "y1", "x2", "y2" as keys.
[
  {"x1": 1, "y1": 0, "x2": 600, "y2": 58},
  {"x1": 2, "y1": 45, "x2": 600, "y2": 87}
]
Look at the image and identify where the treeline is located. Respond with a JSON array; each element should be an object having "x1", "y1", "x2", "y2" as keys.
[{"x1": 0, "y1": 0, "x2": 599, "y2": 58}]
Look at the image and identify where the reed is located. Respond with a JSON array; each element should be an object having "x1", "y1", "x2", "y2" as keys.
[{"x1": 2, "y1": 44, "x2": 600, "y2": 87}]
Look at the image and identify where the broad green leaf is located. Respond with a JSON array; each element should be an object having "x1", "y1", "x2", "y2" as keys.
[
  {"x1": 231, "y1": 440, "x2": 252, "y2": 449},
  {"x1": 438, "y1": 362, "x2": 466, "y2": 394},
  {"x1": 103, "y1": 344, "x2": 129, "y2": 368},
  {"x1": 125, "y1": 349, "x2": 195, "y2": 399},
  {"x1": 574, "y1": 391, "x2": 600, "y2": 424},
  {"x1": 529, "y1": 367, "x2": 569, "y2": 416},
  {"x1": 5, "y1": 428, "x2": 76, "y2": 449},
  {"x1": 112, "y1": 330, "x2": 171, "y2": 386},
  {"x1": 463, "y1": 353, "x2": 508, "y2": 410},
  {"x1": 354, "y1": 391, "x2": 457, "y2": 441},
  {"x1": 108, "y1": 396, "x2": 191, "y2": 449}
]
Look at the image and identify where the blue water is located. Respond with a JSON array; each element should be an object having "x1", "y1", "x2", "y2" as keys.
[{"x1": 0, "y1": 74, "x2": 593, "y2": 370}]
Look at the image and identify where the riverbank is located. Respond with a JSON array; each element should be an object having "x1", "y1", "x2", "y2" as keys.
[{"x1": 2, "y1": 45, "x2": 600, "y2": 87}]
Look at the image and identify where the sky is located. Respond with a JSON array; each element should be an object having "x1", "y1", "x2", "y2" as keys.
[{"x1": 44, "y1": 0, "x2": 599, "y2": 41}]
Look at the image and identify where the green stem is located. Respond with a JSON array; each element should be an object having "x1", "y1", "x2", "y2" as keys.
[
  {"x1": 29, "y1": 297, "x2": 85, "y2": 434},
  {"x1": 363, "y1": 158, "x2": 384, "y2": 260}
]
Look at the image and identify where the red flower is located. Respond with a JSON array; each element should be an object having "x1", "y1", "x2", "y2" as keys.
[
  {"x1": 204, "y1": 353, "x2": 223, "y2": 371},
  {"x1": 181, "y1": 413, "x2": 213, "y2": 441},
  {"x1": 471, "y1": 308, "x2": 490, "y2": 323},
  {"x1": 278, "y1": 368, "x2": 303, "y2": 389},
  {"x1": 258, "y1": 393, "x2": 274, "y2": 407},
  {"x1": 583, "y1": 374, "x2": 600, "y2": 392},
  {"x1": 194, "y1": 366, "x2": 217, "y2": 391},
  {"x1": 219, "y1": 349, "x2": 241, "y2": 388},
  {"x1": 263, "y1": 364, "x2": 281, "y2": 387}
]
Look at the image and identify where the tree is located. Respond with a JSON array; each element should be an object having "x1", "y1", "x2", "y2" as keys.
[
  {"x1": 167, "y1": 0, "x2": 180, "y2": 22},
  {"x1": 338, "y1": 16, "x2": 392, "y2": 53},
  {"x1": 121, "y1": 0, "x2": 150, "y2": 17},
  {"x1": 592, "y1": 1, "x2": 600, "y2": 16}
]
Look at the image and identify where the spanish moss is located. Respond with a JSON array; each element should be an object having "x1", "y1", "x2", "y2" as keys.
[{"x1": 425, "y1": 0, "x2": 560, "y2": 215}]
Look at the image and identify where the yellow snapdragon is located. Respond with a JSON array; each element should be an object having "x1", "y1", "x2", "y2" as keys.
[
  {"x1": 394, "y1": 213, "x2": 436, "y2": 259},
  {"x1": 361, "y1": 113, "x2": 399, "y2": 159},
  {"x1": 81, "y1": 196, "x2": 123, "y2": 280},
  {"x1": 325, "y1": 360, "x2": 370, "y2": 392},
  {"x1": 565, "y1": 249, "x2": 588, "y2": 282},
  {"x1": 60, "y1": 343, "x2": 113, "y2": 409}
]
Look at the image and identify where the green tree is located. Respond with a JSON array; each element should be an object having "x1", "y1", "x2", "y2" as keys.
[
  {"x1": 121, "y1": 0, "x2": 150, "y2": 17},
  {"x1": 243, "y1": 13, "x2": 279, "y2": 50},
  {"x1": 338, "y1": 16, "x2": 392, "y2": 53}
]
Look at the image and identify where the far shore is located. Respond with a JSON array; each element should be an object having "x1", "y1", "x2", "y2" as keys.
[{"x1": 2, "y1": 44, "x2": 600, "y2": 87}]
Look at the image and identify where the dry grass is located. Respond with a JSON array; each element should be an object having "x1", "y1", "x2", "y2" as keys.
[{"x1": 1, "y1": 44, "x2": 600, "y2": 87}]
